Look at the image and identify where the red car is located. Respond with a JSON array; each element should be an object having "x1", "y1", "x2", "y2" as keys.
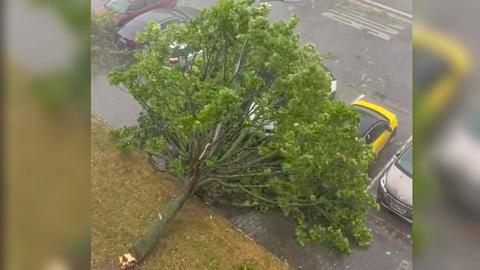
[
  {"x1": 117, "y1": 7, "x2": 199, "y2": 49},
  {"x1": 102, "y1": 0, "x2": 177, "y2": 25}
]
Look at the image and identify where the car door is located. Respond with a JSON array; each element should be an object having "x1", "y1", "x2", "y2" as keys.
[
  {"x1": 120, "y1": 0, "x2": 147, "y2": 23},
  {"x1": 366, "y1": 122, "x2": 390, "y2": 155},
  {"x1": 128, "y1": 0, "x2": 147, "y2": 11}
]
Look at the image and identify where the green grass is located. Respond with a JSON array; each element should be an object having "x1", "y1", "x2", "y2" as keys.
[{"x1": 91, "y1": 115, "x2": 291, "y2": 270}]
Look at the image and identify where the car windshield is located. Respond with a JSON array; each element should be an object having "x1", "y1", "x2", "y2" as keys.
[
  {"x1": 413, "y1": 46, "x2": 451, "y2": 95},
  {"x1": 354, "y1": 105, "x2": 383, "y2": 137},
  {"x1": 395, "y1": 145, "x2": 412, "y2": 178},
  {"x1": 105, "y1": 0, "x2": 132, "y2": 13}
]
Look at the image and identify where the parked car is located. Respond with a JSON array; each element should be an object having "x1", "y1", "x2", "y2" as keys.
[
  {"x1": 321, "y1": 64, "x2": 337, "y2": 98},
  {"x1": 102, "y1": 0, "x2": 178, "y2": 25},
  {"x1": 414, "y1": 23, "x2": 470, "y2": 130},
  {"x1": 432, "y1": 109, "x2": 480, "y2": 215},
  {"x1": 117, "y1": 7, "x2": 199, "y2": 49},
  {"x1": 377, "y1": 143, "x2": 413, "y2": 222},
  {"x1": 352, "y1": 100, "x2": 398, "y2": 155}
]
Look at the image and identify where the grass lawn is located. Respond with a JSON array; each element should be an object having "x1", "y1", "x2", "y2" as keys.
[{"x1": 91, "y1": 115, "x2": 291, "y2": 270}]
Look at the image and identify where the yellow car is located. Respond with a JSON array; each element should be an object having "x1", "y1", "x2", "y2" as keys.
[
  {"x1": 414, "y1": 23, "x2": 470, "y2": 130},
  {"x1": 353, "y1": 100, "x2": 398, "y2": 155}
]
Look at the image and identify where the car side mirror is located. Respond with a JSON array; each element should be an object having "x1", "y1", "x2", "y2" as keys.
[{"x1": 387, "y1": 126, "x2": 393, "y2": 132}]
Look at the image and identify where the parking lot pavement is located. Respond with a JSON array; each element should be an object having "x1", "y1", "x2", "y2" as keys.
[
  {"x1": 91, "y1": 74, "x2": 141, "y2": 129},
  {"x1": 91, "y1": 0, "x2": 412, "y2": 269},
  {"x1": 214, "y1": 202, "x2": 411, "y2": 270},
  {"x1": 265, "y1": 0, "x2": 413, "y2": 180}
]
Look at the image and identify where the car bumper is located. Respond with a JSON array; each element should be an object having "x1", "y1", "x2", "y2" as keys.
[{"x1": 377, "y1": 184, "x2": 412, "y2": 223}]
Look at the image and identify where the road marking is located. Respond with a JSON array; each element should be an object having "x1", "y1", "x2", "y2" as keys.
[
  {"x1": 322, "y1": 11, "x2": 392, "y2": 40},
  {"x1": 368, "y1": 156, "x2": 395, "y2": 191},
  {"x1": 387, "y1": 23, "x2": 406, "y2": 31},
  {"x1": 322, "y1": 0, "x2": 411, "y2": 41},
  {"x1": 361, "y1": 0, "x2": 412, "y2": 19},
  {"x1": 353, "y1": 94, "x2": 365, "y2": 103},
  {"x1": 368, "y1": 135, "x2": 412, "y2": 191},
  {"x1": 329, "y1": 9, "x2": 399, "y2": 35},
  {"x1": 348, "y1": 0, "x2": 413, "y2": 24},
  {"x1": 343, "y1": 8, "x2": 405, "y2": 30}
]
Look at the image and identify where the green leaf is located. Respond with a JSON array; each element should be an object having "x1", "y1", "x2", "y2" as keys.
[{"x1": 106, "y1": 0, "x2": 375, "y2": 254}]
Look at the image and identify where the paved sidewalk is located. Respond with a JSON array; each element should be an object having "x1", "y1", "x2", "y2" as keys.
[{"x1": 214, "y1": 203, "x2": 411, "y2": 270}]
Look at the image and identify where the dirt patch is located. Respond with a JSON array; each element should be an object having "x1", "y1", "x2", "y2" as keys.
[{"x1": 91, "y1": 115, "x2": 291, "y2": 270}]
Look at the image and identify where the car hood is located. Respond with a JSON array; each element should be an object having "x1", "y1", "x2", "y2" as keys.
[{"x1": 386, "y1": 162, "x2": 412, "y2": 206}]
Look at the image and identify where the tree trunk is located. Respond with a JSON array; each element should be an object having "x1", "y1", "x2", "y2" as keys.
[{"x1": 119, "y1": 178, "x2": 194, "y2": 269}]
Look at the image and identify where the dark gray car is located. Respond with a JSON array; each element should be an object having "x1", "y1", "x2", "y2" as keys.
[
  {"x1": 117, "y1": 7, "x2": 199, "y2": 48},
  {"x1": 377, "y1": 143, "x2": 413, "y2": 222}
]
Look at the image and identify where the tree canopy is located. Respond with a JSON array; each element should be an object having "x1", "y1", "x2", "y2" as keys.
[{"x1": 109, "y1": 0, "x2": 376, "y2": 265}]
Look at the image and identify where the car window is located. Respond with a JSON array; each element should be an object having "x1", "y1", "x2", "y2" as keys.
[
  {"x1": 364, "y1": 133, "x2": 373, "y2": 144},
  {"x1": 395, "y1": 145, "x2": 412, "y2": 178},
  {"x1": 413, "y1": 46, "x2": 451, "y2": 95},
  {"x1": 366, "y1": 122, "x2": 387, "y2": 144},
  {"x1": 105, "y1": 0, "x2": 131, "y2": 13},
  {"x1": 354, "y1": 105, "x2": 387, "y2": 137},
  {"x1": 128, "y1": 0, "x2": 147, "y2": 11}
]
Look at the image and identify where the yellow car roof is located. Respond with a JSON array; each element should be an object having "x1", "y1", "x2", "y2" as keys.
[
  {"x1": 352, "y1": 100, "x2": 398, "y2": 128},
  {"x1": 414, "y1": 23, "x2": 470, "y2": 76}
]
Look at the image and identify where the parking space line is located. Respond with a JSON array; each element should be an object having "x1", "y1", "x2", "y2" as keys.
[
  {"x1": 352, "y1": 94, "x2": 365, "y2": 103},
  {"x1": 368, "y1": 135, "x2": 412, "y2": 191},
  {"x1": 368, "y1": 155, "x2": 395, "y2": 191}
]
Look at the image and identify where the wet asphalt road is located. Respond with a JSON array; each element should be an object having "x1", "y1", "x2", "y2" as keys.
[{"x1": 92, "y1": 0, "x2": 412, "y2": 269}]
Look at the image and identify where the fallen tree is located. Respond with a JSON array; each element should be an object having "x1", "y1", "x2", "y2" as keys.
[{"x1": 109, "y1": 0, "x2": 376, "y2": 268}]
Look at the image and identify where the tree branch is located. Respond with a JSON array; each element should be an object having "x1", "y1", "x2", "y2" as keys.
[
  {"x1": 227, "y1": 40, "x2": 249, "y2": 86},
  {"x1": 217, "y1": 129, "x2": 248, "y2": 162}
]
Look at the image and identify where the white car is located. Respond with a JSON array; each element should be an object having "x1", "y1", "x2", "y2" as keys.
[
  {"x1": 433, "y1": 109, "x2": 480, "y2": 214},
  {"x1": 322, "y1": 64, "x2": 337, "y2": 97},
  {"x1": 377, "y1": 143, "x2": 413, "y2": 222}
]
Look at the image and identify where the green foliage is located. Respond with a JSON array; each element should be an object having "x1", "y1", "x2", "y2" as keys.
[
  {"x1": 232, "y1": 260, "x2": 258, "y2": 270},
  {"x1": 111, "y1": 127, "x2": 140, "y2": 150},
  {"x1": 110, "y1": 0, "x2": 375, "y2": 253},
  {"x1": 27, "y1": 0, "x2": 90, "y2": 114},
  {"x1": 144, "y1": 136, "x2": 167, "y2": 156},
  {"x1": 91, "y1": 11, "x2": 133, "y2": 70},
  {"x1": 169, "y1": 158, "x2": 186, "y2": 177},
  {"x1": 32, "y1": 0, "x2": 90, "y2": 35}
]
